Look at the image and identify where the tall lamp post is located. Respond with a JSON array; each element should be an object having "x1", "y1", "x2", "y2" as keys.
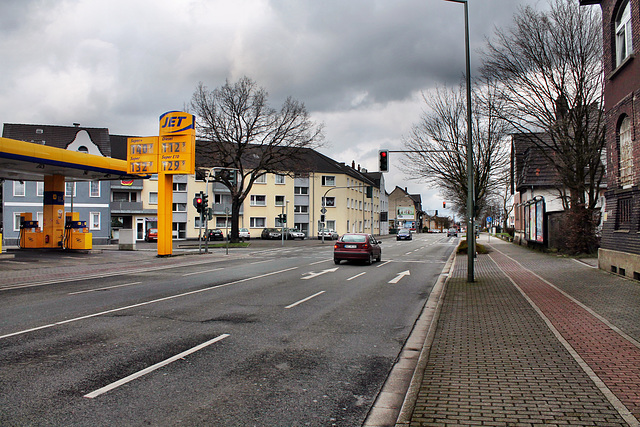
[{"x1": 444, "y1": 0, "x2": 474, "y2": 282}]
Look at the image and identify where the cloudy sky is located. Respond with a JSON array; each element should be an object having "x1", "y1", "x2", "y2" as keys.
[{"x1": 0, "y1": 0, "x2": 545, "y2": 216}]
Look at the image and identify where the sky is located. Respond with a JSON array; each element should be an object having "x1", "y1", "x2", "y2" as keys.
[{"x1": 0, "y1": 0, "x2": 545, "y2": 217}]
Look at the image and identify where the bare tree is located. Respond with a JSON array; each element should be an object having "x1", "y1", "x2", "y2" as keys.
[
  {"x1": 403, "y1": 82, "x2": 510, "y2": 220},
  {"x1": 481, "y1": 0, "x2": 605, "y2": 253},
  {"x1": 190, "y1": 76, "x2": 324, "y2": 242}
]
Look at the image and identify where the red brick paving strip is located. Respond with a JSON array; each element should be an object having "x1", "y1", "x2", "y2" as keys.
[
  {"x1": 410, "y1": 255, "x2": 627, "y2": 426},
  {"x1": 490, "y1": 249, "x2": 640, "y2": 423}
]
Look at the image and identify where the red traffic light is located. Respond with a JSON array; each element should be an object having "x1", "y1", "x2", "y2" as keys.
[
  {"x1": 380, "y1": 151, "x2": 387, "y2": 158},
  {"x1": 196, "y1": 198, "x2": 203, "y2": 204}
]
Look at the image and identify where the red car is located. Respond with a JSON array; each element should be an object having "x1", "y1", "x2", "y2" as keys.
[{"x1": 334, "y1": 233, "x2": 382, "y2": 265}]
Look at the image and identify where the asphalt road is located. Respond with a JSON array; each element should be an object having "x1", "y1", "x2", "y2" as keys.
[{"x1": 0, "y1": 233, "x2": 457, "y2": 426}]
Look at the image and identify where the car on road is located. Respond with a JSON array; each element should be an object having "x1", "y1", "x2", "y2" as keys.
[
  {"x1": 447, "y1": 228, "x2": 458, "y2": 237},
  {"x1": 207, "y1": 229, "x2": 224, "y2": 241},
  {"x1": 396, "y1": 228, "x2": 412, "y2": 240},
  {"x1": 284, "y1": 228, "x2": 306, "y2": 240},
  {"x1": 333, "y1": 233, "x2": 382, "y2": 265},
  {"x1": 238, "y1": 228, "x2": 250, "y2": 240},
  {"x1": 144, "y1": 228, "x2": 157, "y2": 242},
  {"x1": 261, "y1": 228, "x2": 282, "y2": 240},
  {"x1": 318, "y1": 229, "x2": 339, "y2": 240}
]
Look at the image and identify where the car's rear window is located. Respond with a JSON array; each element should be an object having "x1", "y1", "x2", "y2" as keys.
[{"x1": 342, "y1": 235, "x2": 366, "y2": 243}]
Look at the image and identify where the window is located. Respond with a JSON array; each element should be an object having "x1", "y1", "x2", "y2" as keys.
[
  {"x1": 215, "y1": 194, "x2": 223, "y2": 204},
  {"x1": 322, "y1": 176, "x2": 335, "y2": 186},
  {"x1": 173, "y1": 182, "x2": 187, "y2": 192},
  {"x1": 216, "y1": 217, "x2": 231, "y2": 228},
  {"x1": 13, "y1": 213, "x2": 22, "y2": 231},
  {"x1": 149, "y1": 192, "x2": 158, "y2": 205},
  {"x1": 275, "y1": 174, "x2": 286, "y2": 184},
  {"x1": 254, "y1": 174, "x2": 267, "y2": 184},
  {"x1": 322, "y1": 196, "x2": 336, "y2": 207},
  {"x1": 250, "y1": 217, "x2": 266, "y2": 228},
  {"x1": 90, "y1": 181, "x2": 100, "y2": 197},
  {"x1": 326, "y1": 220, "x2": 336, "y2": 230},
  {"x1": 90, "y1": 212, "x2": 100, "y2": 230},
  {"x1": 172, "y1": 203, "x2": 187, "y2": 212},
  {"x1": 13, "y1": 181, "x2": 25, "y2": 197},
  {"x1": 616, "y1": 1, "x2": 633, "y2": 66},
  {"x1": 294, "y1": 186, "x2": 308, "y2": 195},
  {"x1": 617, "y1": 197, "x2": 633, "y2": 229},
  {"x1": 36, "y1": 182, "x2": 44, "y2": 197},
  {"x1": 251, "y1": 195, "x2": 267, "y2": 206},
  {"x1": 65, "y1": 182, "x2": 76, "y2": 198},
  {"x1": 294, "y1": 205, "x2": 308, "y2": 213},
  {"x1": 113, "y1": 191, "x2": 137, "y2": 202},
  {"x1": 275, "y1": 195, "x2": 285, "y2": 206},
  {"x1": 619, "y1": 116, "x2": 633, "y2": 187}
]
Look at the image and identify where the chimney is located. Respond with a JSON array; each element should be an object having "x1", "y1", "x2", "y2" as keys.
[{"x1": 352, "y1": 160, "x2": 356, "y2": 168}]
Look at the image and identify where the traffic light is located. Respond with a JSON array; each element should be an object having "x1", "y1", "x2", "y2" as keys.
[
  {"x1": 378, "y1": 149, "x2": 389, "y2": 172},
  {"x1": 203, "y1": 193, "x2": 209, "y2": 209},
  {"x1": 193, "y1": 192, "x2": 204, "y2": 213},
  {"x1": 281, "y1": 214, "x2": 287, "y2": 224},
  {"x1": 443, "y1": 201, "x2": 446, "y2": 208},
  {"x1": 435, "y1": 210, "x2": 438, "y2": 216}
]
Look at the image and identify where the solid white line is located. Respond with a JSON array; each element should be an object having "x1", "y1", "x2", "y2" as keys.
[
  {"x1": 376, "y1": 260, "x2": 392, "y2": 268},
  {"x1": 285, "y1": 291, "x2": 325, "y2": 309},
  {"x1": 182, "y1": 267, "x2": 224, "y2": 277},
  {"x1": 84, "y1": 334, "x2": 230, "y2": 399},
  {"x1": 0, "y1": 267, "x2": 299, "y2": 341},
  {"x1": 309, "y1": 259, "x2": 331, "y2": 266},
  {"x1": 68, "y1": 282, "x2": 142, "y2": 295},
  {"x1": 250, "y1": 260, "x2": 271, "y2": 265},
  {"x1": 347, "y1": 272, "x2": 367, "y2": 281}
]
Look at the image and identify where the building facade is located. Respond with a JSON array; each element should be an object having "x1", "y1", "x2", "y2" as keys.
[{"x1": 582, "y1": 0, "x2": 640, "y2": 275}]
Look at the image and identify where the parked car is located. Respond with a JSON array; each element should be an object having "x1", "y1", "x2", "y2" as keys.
[
  {"x1": 238, "y1": 228, "x2": 250, "y2": 240},
  {"x1": 447, "y1": 228, "x2": 458, "y2": 237},
  {"x1": 284, "y1": 228, "x2": 306, "y2": 240},
  {"x1": 396, "y1": 228, "x2": 412, "y2": 241},
  {"x1": 144, "y1": 228, "x2": 158, "y2": 242},
  {"x1": 318, "y1": 229, "x2": 339, "y2": 240},
  {"x1": 261, "y1": 228, "x2": 282, "y2": 240},
  {"x1": 334, "y1": 233, "x2": 382, "y2": 265},
  {"x1": 207, "y1": 229, "x2": 224, "y2": 241}
]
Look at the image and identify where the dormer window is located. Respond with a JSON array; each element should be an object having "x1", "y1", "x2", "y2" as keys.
[{"x1": 616, "y1": 0, "x2": 633, "y2": 66}]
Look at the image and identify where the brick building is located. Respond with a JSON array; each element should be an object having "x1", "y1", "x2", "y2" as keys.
[{"x1": 582, "y1": 0, "x2": 640, "y2": 276}]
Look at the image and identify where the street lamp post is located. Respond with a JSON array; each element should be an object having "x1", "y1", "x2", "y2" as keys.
[{"x1": 444, "y1": 0, "x2": 474, "y2": 282}]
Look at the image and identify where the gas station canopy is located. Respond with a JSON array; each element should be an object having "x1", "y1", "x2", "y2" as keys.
[{"x1": 0, "y1": 136, "x2": 139, "y2": 182}]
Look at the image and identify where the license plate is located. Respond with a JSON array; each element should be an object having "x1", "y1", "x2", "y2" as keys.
[{"x1": 344, "y1": 244, "x2": 357, "y2": 249}]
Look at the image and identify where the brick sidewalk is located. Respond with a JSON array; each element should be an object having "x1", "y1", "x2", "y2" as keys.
[{"x1": 407, "y1": 237, "x2": 640, "y2": 426}]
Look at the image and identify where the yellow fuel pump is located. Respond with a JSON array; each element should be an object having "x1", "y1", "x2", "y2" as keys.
[
  {"x1": 63, "y1": 212, "x2": 92, "y2": 250},
  {"x1": 18, "y1": 213, "x2": 44, "y2": 248}
]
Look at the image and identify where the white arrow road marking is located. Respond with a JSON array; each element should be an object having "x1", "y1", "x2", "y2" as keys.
[
  {"x1": 388, "y1": 270, "x2": 411, "y2": 284},
  {"x1": 301, "y1": 267, "x2": 339, "y2": 280}
]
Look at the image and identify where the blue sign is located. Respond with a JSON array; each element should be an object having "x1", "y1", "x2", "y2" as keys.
[{"x1": 487, "y1": 217, "x2": 492, "y2": 223}]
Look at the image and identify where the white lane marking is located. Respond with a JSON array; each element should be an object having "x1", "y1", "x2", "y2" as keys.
[
  {"x1": 0, "y1": 267, "x2": 298, "y2": 341},
  {"x1": 309, "y1": 259, "x2": 331, "y2": 266},
  {"x1": 285, "y1": 291, "x2": 326, "y2": 309},
  {"x1": 68, "y1": 282, "x2": 142, "y2": 295},
  {"x1": 84, "y1": 334, "x2": 230, "y2": 399},
  {"x1": 1, "y1": 259, "x2": 225, "y2": 292},
  {"x1": 250, "y1": 260, "x2": 271, "y2": 265},
  {"x1": 388, "y1": 270, "x2": 411, "y2": 284},
  {"x1": 182, "y1": 267, "x2": 224, "y2": 277},
  {"x1": 376, "y1": 260, "x2": 392, "y2": 268},
  {"x1": 347, "y1": 272, "x2": 367, "y2": 281}
]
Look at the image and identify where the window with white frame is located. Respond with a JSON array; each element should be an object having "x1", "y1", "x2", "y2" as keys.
[
  {"x1": 90, "y1": 212, "x2": 100, "y2": 230},
  {"x1": 13, "y1": 213, "x2": 22, "y2": 231},
  {"x1": 216, "y1": 217, "x2": 231, "y2": 228},
  {"x1": 275, "y1": 195, "x2": 285, "y2": 206},
  {"x1": 326, "y1": 220, "x2": 336, "y2": 230},
  {"x1": 616, "y1": 1, "x2": 633, "y2": 66},
  {"x1": 275, "y1": 174, "x2": 286, "y2": 184},
  {"x1": 37, "y1": 182, "x2": 44, "y2": 197},
  {"x1": 322, "y1": 175, "x2": 335, "y2": 186},
  {"x1": 173, "y1": 182, "x2": 187, "y2": 192},
  {"x1": 65, "y1": 182, "x2": 76, "y2": 197},
  {"x1": 90, "y1": 181, "x2": 100, "y2": 197},
  {"x1": 254, "y1": 174, "x2": 267, "y2": 184},
  {"x1": 251, "y1": 195, "x2": 267, "y2": 206},
  {"x1": 172, "y1": 203, "x2": 187, "y2": 212},
  {"x1": 294, "y1": 186, "x2": 308, "y2": 195},
  {"x1": 13, "y1": 181, "x2": 25, "y2": 197},
  {"x1": 294, "y1": 205, "x2": 308, "y2": 213},
  {"x1": 619, "y1": 115, "x2": 633, "y2": 187},
  {"x1": 250, "y1": 217, "x2": 266, "y2": 228},
  {"x1": 322, "y1": 196, "x2": 336, "y2": 207},
  {"x1": 149, "y1": 192, "x2": 158, "y2": 204}
]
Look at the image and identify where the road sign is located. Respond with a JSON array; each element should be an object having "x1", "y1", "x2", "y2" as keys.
[
  {"x1": 487, "y1": 216, "x2": 492, "y2": 223},
  {"x1": 321, "y1": 207, "x2": 327, "y2": 214}
]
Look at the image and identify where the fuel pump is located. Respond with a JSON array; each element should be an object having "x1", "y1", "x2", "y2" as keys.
[{"x1": 63, "y1": 212, "x2": 92, "y2": 250}]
